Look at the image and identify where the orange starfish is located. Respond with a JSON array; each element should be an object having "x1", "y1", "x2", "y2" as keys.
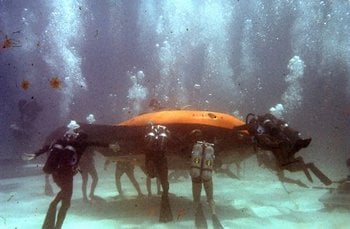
[{"x1": 49, "y1": 77, "x2": 61, "y2": 89}]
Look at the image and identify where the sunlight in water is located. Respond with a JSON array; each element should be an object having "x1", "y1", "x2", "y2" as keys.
[{"x1": 44, "y1": 0, "x2": 87, "y2": 117}]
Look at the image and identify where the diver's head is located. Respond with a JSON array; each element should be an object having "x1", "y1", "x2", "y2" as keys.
[
  {"x1": 64, "y1": 129, "x2": 79, "y2": 142},
  {"x1": 67, "y1": 120, "x2": 80, "y2": 130},
  {"x1": 64, "y1": 120, "x2": 84, "y2": 142},
  {"x1": 146, "y1": 121, "x2": 154, "y2": 132},
  {"x1": 190, "y1": 129, "x2": 203, "y2": 142},
  {"x1": 66, "y1": 128, "x2": 88, "y2": 142}
]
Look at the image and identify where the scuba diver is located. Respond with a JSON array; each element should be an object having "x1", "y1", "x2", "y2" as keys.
[
  {"x1": 235, "y1": 112, "x2": 331, "y2": 186},
  {"x1": 242, "y1": 113, "x2": 312, "y2": 167},
  {"x1": 79, "y1": 147, "x2": 99, "y2": 203},
  {"x1": 104, "y1": 159, "x2": 144, "y2": 198},
  {"x1": 189, "y1": 129, "x2": 223, "y2": 229},
  {"x1": 248, "y1": 113, "x2": 311, "y2": 151},
  {"x1": 144, "y1": 122, "x2": 173, "y2": 222},
  {"x1": 24, "y1": 122, "x2": 115, "y2": 229}
]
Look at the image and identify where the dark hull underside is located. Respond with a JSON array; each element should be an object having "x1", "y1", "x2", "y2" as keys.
[{"x1": 43, "y1": 110, "x2": 253, "y2": 169}]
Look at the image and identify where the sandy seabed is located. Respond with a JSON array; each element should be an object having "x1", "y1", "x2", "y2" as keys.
[{"x1": 1, "y1": 155, "x2": 349, "y2": 229}]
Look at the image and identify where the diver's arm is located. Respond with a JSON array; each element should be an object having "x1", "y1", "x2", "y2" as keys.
[
  {"x1": 232, "y1": 124, "x2": 249, "y2": 131},
  {"x1": 22, "y1": 144, "x2": 50, "y2": 161},
  {"x1": 35, "y1": 145, "x2": 51, "y2": 157},
  {"x1": 86, "y1": 141, "x2": 120, "y2": 152},
  {"x1": 86, "y1": 141, "x2": 109, "y2": 148}
]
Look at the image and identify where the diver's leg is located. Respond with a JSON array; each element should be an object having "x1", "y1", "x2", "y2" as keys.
[
  {"x1": 203, "y1": 179, "x2": 223, "y2": 229},
  {"x1": 42, "y1": 191, "x2": 62, "y2": 229},
  {"x1": 115, "y1": 166, "x2": 123, "y2": 196},
  {"x1": 203, "y1": 179, "x2": 214, "y2": 214},
  {"x1": 42, "y1": 173, "x2": 64, "y2": 229},
  {"x1": 192, "y1": 178, "x2": 202, "y2": 210},
  {"x1": 44, "y1": 174, "x2": 54, "y2": 196},
  {"x1": 126, "y1": 169, "x2": 143, "y2": 196},
  {"x1": 157, "y1": 156, "x2": 173, "y2": 222},
  {"x1": 192, "y1": 178, "x2": 207, "y2": 229},
  {"x1": 140, "y1": 165, "x2": 152, "y2": 196},
  {"x1": 81, "y1": 170, "x2": 89, "y2": 202},
  {"x1": 89, "y1": 166, "x2": 98, "y2": 199},
  {"x1": 156, "y1": 177, "x2": 161, "y2": 195},
  {"x1": 55, "y1": 174, "x2": 73, "y2": 229},
  {"x1": 146, "y1": 176, "x2": 152, "y2": 196}
]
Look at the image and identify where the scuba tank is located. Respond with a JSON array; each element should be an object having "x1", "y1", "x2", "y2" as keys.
[
  {"x1": 43, "y1": 143, "x2": 64, "y2": 174},
  {"x1": 61, "y1": 145, "x2": 78, "y2": 167},
  {"x1": 145, "y1": 124, "x2": 170, "y2": 151},
  {"x1": 190, "y1": 141, "x2": 215, "y2": 181}
]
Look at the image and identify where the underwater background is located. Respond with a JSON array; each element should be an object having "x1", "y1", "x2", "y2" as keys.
[{"x1": 0, "y1": 0, "x2": 350, "y2": 228}]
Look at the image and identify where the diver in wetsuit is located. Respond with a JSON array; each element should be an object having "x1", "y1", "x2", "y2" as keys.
[
  {"x1": 236, "y1": 113, "x2": 332, "y2": 186},
  {"x1": 144, "y1": 123, "x2": 173, "y2": 222},
  {"x1": 33, "y1": 128, "x2": 111, "y2": 229},
  {"x1": 245, "y1": 113, "x2": 311, "y2": 152},
  {"x1": 189, "y1": 129, "x2": 223, "y2": 229},
  {"x1": 243, "y1": 113, "x2": 312, "y2": 166}
]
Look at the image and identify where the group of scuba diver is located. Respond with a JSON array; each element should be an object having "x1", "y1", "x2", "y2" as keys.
[{"x1": 22, "y1": 104, "x2": 335, "y2": 229}]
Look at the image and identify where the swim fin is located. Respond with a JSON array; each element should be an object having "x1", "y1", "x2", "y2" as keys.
[
  {"x1": 212, "y1": 214, "x2": 224, "y2": 229},
  {"x1": 195, "y1": 203, "x2": 207, "y2": 229},
  {"x1": 159, "y1": 194, "x2": 173, "y2": 222}
]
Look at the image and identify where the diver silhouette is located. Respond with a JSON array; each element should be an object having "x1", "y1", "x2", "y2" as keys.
[
  {"x1": 25, "y1": 124, "x2": 113, "y2": 229},
  {"x1": 144, "y1": 123, "x2": 173, "y2": 222},
  {"x1": 41, "y1": 129, "x2": 112, "y2": 229},
  {"x1": 189, "y1": 129, "x2": 223, "y2": 229},
  {"x1": 79, "y1": 148, "x2": 99, "y2": 202}
]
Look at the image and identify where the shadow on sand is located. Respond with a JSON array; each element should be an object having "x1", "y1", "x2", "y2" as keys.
[{"x1": 69, "y1": 193, "x2": 252, "y2": 226}]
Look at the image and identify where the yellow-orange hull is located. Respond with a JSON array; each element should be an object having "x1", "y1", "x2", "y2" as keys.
[{"x1": 118, "y1": 110, "x2": 245, "y2": 129}]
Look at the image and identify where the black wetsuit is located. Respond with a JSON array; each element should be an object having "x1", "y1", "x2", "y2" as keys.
[
  {"x1": 41, "y1": 137, "x2": 108, "y2": 229},
  {"x1": 144, "y1": 124, "x2": 173, "y2": 222},
  {"x1": 145, "y1": 149, "x2": 169, "y2": 195}
]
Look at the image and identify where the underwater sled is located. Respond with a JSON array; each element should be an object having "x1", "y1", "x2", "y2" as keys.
[
  {"x1": 96, "y1": 110, "x2": 252, "y2": 166},
  {"x1": 41, "y1": 110, "x2": 251, "y2": 168}
]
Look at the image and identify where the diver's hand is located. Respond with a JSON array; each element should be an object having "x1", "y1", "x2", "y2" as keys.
[
  {"x1": 109, "y1": 142, "x2": 120, "y2": 152},
  {"x1": 21, "y1": 153, "x2": 36, "y2": 161}
]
